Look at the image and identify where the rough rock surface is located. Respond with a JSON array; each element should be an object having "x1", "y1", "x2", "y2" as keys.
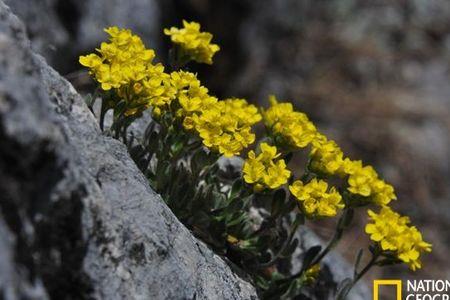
[{"x1": 0, "y1": 2, "x2": 257, "y2": 299}]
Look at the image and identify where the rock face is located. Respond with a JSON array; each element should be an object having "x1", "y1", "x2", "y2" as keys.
[{"x1": 0, "y1": 2, "x2": 257, "y2": 299}]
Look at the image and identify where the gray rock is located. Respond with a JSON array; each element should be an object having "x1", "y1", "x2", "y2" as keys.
[
  {"x1": 0, "y1": 2, "x2": 257, "y2": 299},
  {"x1": 3, "y1": 0, "x2": 68, "y2": 67}
]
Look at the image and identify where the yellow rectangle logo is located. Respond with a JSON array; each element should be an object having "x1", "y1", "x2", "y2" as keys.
[{"x1": 373, "y1": 280, "x2": 402, "y2": 300}]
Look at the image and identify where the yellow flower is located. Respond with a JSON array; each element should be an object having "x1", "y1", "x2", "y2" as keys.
[
  {"x1": 164, "y1": 20, "x2": 220, "y2": 64},
  {"x1": 243, "y1": 143, "x2": 291, "y2": 190},
  {"x1": 365, "y1": 207, "x2": 432, "y2": 271},
  {"x1": 140, "y1": 64, "x2": 176, "y2": 113},
  {"x1": 303, "y1": 264, "x2": 321, "y2": 285},
  {"x1": 347, "y1": 163, "x2": 377, "y2": 197},
  {"x1": 309, "y1": 134, "x2": 344, "y2": 176},
  {"x1": 79, "y1": 27, "x2": 174, "y2": 116},
  {"x1": 189, "y1": 98, "x2": 260, "y2": 157},
  {"x1": 170, "y1": 70, "x2": 217, "y2": 117},
  {"x1": 308, "y1": 132, "x2": 397, "y2": 206},
  {"x1": 346, "y1": 161, "x2": 397, "y2": 205},
  {"x1": 79, "y1": 53, "x2": 102, "y2": 69},
  {"x1": 371, "y1": 179, "x2": 397, "y2": 206},
  {"x1": 289, "y1": 178, "x2": 344, "y2": 218},
  {"x1": 262, "y1": 95, "x2": 317, "y2": 150},
  {"x1": 80, "y1": 27, "x2": 156, "y2": 90},
  {"x1": 243, "y1": 152, "x2": 265, "y2": 184}
]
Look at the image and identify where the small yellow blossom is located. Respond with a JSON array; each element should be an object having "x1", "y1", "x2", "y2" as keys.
[
  {"x1": 347, "y1": 163, "x2": 377, "y2": 197},
  {"x1": 170, "y1": 71, "x2": 217, "y2": 119},
  {"x1": 303, "y1": 264, "x2": 321, "y2": 285},
  {"x1": 190, "y1": 98, "x2": 261, "y2": 157},
  {"x1": 347, "y1": 161, "x2": 397, "y2": 206},
  {"x1": 262, "y1": 95, "x2": 317, "y2": 150},
  {"x1": 164, "y1": 20, "x2": 220, "y2": 64},
  {"x1": 309, "y1": 134, "x2": 345, "y2": 176},
  {"x1": 365, "y1": 207, "x2": 432, "y2": 271},
  {"x1": 80, "y1": 27, "x2": 156, "y2": 90},
  {"x1": 289, "y1": 178, "x2": 344, "y2": 218},
  {"x1": 227, "y1": 235, "x2": 239, "y2": 245},
  {"x1": 243, "y1": 143, "x2": 291, "y2": 190},
  {"x1": 309, "y1": 133, "x2": 397, "y2": 206},
  {"x1": 79, "y1": 27, "x2": 174, "y2": 116}
]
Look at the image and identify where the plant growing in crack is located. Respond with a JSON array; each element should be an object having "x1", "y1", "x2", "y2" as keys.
[{"x1": 79, "y1": 21, "x2": 432, "y2": 299}]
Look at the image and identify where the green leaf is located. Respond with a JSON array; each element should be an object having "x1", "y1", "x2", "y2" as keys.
[
  {"x1": 281, "y1": 278, "x2": 304, "y2": 300},
  {"x1": 155, "y1": 160, "x2": 171, "y2": 192},
  {"x1": 281, "y1": 199, "x2": 297, "y2": 215},
  {"x1": 271, "y1": 189, "x2": 286, "y2": 217},
  {"x1": 229, "y1": 178, "x2": 243, "y2": 200},
  {"x1": 255, "y1": 275, "x2": 270, "y2": 290},
  {"x1": 376, "y1": 258, "x2": 402, "y2": 266},
  {"x1": 338, "y1": 208, "x2": 354, "y2": 230},
  {"x1": 170, "y1": 139, "x2": 184, "y2": 156},
  {"x1": 336, "y1": 278, "x2": 353, "y2": 300},
  {"x1": 84, "y1": 93, "x2": 96, "y2": 109},
  {"x1": 301, "y1": 245, "x2": 322, "y2": 271},
  {"x1": 353, "y1": 248, "x2": 364, "y2": 278},
  {"x1": 281, "y1": 238, "x2": 299, "y2": 257},
  {"x1": 212, "y1": 191, "x2": 227, "y2": 209},
  {"x1": 227, "y1": 212, "x2": 248, "y2": 227},
  {"x1": 226, "y1": 196, "x2": 246, "y2": 214},
  {"x1": 191, "y1": 149, "x2": 209, "y2": 175},
  {"x1": 192, "y1": 211, "x2": 211, "y2": 228}
]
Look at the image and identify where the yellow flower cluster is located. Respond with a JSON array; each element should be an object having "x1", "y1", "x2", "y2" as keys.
[
  {"x1": 303, "y1": 264, "x2": 321, "y2": 285},
  {"x1": 243, "y1": 143, "x2": 291, "y2": 191},
  {"x1": 262, "y1": 96, "x2": 317, "y2": 150},
  {"x1": 173, "y1": 71, "x2": 216, "y2": 115},
  {"x1": 261, "y1": 94, "x2": 396, "y2": 207},
  {"x1": 164, "y1": 20, "x2": 220, "y2": 65},
  {"x1": 309, "y1": 134, "x2": 346, "y2": 175},
  {"x1": 365, "y1": 207, "x2": 432, "y2": 270},
  {"x1": 346, "y1": 161, "x2": 397, "y2": 206},
  {"x1": 309, "y1": 136, "x2": 396, "y2": 206},
  {"x1": 79, "y1": 27, "x2": 174, "y2": 115},
  {"x1": 149, "y1": 70, "x2": 216, "y2": 118},
  {"x1": 289, "y1": 178, "x2": 344, "y2": 218},
  {"x1": 80, "y1": 27, "x2": 257, "y2": 156},
  {"x1": 189, "y1": 98, "x2": 261, "y2": 157},
  {"x1": 80, "y1": 27, "x2": 155, "y2": 89},
  {"x1": 80, "y1": 24, "x2": 432, "y2": 276}
]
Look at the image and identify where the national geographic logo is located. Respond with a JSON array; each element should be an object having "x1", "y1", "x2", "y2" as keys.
[{"x1": 373, "y1": 279, "x2": 450, "y2": 300}]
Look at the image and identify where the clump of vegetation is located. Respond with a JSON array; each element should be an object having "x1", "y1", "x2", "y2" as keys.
[{"x1": 80, "y1": 21, "x2": 431, "y2": 299}]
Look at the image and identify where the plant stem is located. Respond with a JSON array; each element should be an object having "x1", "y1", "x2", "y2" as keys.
[
  {"x1": 337, "y1": 252, "x2": 380, "y2": 300},
  {"x1": 99, "y1": 99, "x2": 107, "y2": 131},
  {"x1": 310, "y1": 209, "x2": 348, "y2": 266},
  {"x1": 311, "y1": 227, "x2": 342, "y2": 266},
  {"x1": 287, "y1": 209, "x2": 347, "y2": 282},
  {"x1": 258, "y1": 215, "x2": 302, "y2": 269},
  {"x1": 353, "y1": 252, "x2": 379, "y2": 285}
]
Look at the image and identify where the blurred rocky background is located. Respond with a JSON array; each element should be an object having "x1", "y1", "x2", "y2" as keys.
[{"x1": 5, "y1": 0, "x2": 450, "y2": 295}]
